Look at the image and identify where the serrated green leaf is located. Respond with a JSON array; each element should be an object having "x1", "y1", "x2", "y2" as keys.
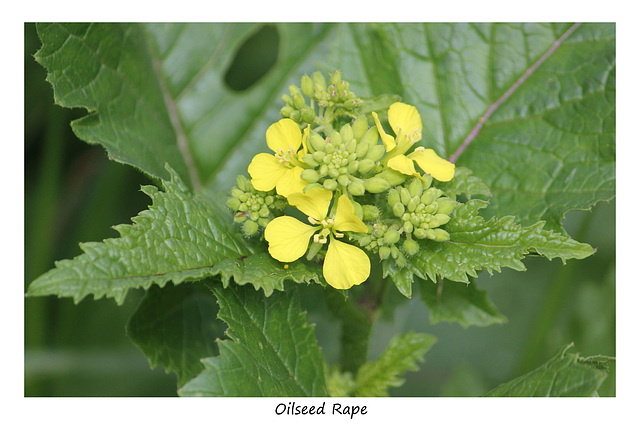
[
  {"x1": 485, "y1": 343, "x2": 612, "y2": 397},
  {"x1": 409, "y1": 199, "x2": 594, "y2": 285},
  {"x1": 354, "y1": 331, "x2": 436, "y2": 397},
  {"x1": 418, "y1": 278, "x2": 507, "y2": 328},
  {"x1": 212, "y1": 253, "x2": 326, "y2": 297},
  {"x1": 179, "y1": 284, "x2": 327, "y2": 397},
  {"x1": 126, "y1": 282, "x2": 224, "y2": 386},
  {"x1": 27, "y1": 167, "x2": 326, "y2": 303}
]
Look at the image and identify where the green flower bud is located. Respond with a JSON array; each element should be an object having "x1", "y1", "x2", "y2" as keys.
[
  {"x1": 330, "y1": 70, "x2": 342, "y2": 85},
  {"x1": 226, "y1": 197, "x2": 241, "y2": 210},
  {"x1": 340, "y1": 123, "x2": 354, "y2": 144},
  {"x1": 337, "y1": 174, "x2": 350, "y2": 187},
  {"x1": 293, "y1": 93, "x2": 306, "y2": 109},
  {"x1": 357, "y1": 159, "x2": 375, "y2": 174},
  {"x1": 348, "y1": 180, "x2": 366, "y2": 196},
  {"x1": 345, "y1": 138, "x2": 357, "y2": 154},
  {"x1": 400, "y1": 188, "x2": 411, "y2": 206},
  {"x1": 413, "y1": 228, "x2": 428, "y2": 239},
  {"x1": 231, "y1": 188, "x2": 244, "y2": 200},
  {"x1": 280, "y1": 105, "x2": 294, "y2": 118},
  {"x1": 249, "y1": 211, "x2": 259, "y2": 222},
  {"x1": 376, "y1": 169, "x2": 407, "y2": 186},
  {"x1": 289, "y1": 84, "x2": 302, "y2": 97},
  {"x1": 238, "y1": 202, "x2": 248, "y2": 212},
  {"x1": 393, "y1": 202, "x2": 405, "y2": 218},
  {"x1": 425, "y1": 229, "x2": 437, "y2": 240},
  {"x1": 352, "y1": 115, "x2": 368, "y2": 139},
  {"x1": 318, "y1": 164, "x2": 329, "y2": 177},
  {"x1": 265, "y1": 195, "x2": 274, "y2": 206},
  {"x1": 355, "y1": 141, "x2": 370, "y2": 159},
  {"x1": 312, "y1": 71, "x2": 326, "y2": 90},
  {"x1": 258, "y1": 207, "x2": 270, "y2": 217},
  {"x1": 379, "y1": 245, "x2": 391, "y2": 260},
  {"x1": 402, "y1": 238, "x2": 419, "y2": 255},
  {"x1": 328, "y1": 167, "x2": 340, "y2": 178},
  {"x1": 243, "y1": 220, "x2": 259, "y2": 236},
  {"x1": 390, "y1": 245, "x2": 401, "y2": 259},
  {"x1": 362, "y1": 205, "x2": 380, "y2": 221},
  {"x1": 407, "y1": 196, "x2": 420, "y2": 213},
  {"x1": 434, "y1": 213, "x2": 451, "y2": 226},
  {"x1": 301, "y1": 74, "x2": 314, "y2": 98},
  {"x1": 343, "y1": 98, "x2": 361, "y2": 108},
  {"x1": 358, "y1": 235, "x2": 372, "y2": 246},
  {"x1": 281, "y1": 93, "x2": 293, "y2": 106},
  {"x1": 395, "y1": 251, "x2": 407, "y2": 268},
  {"x1": 311, "y1": 151, "x2": 325, "y2": 164},
  {"x1": 300, "y1": 169, "x2": 321, "y2": 183},
  {"x1": 409, "y1": 179, "x2": 423, "y2": 198},
  {"x1": 436, "y1": 198, "x2": 457, "y2": 215},
  {"x1": 301, "y1": 153, "x2": 319, "y2": 168},
  {"x1": 403, "y1": 221, "x2": 414, "y2": 234},
  {"x1": 234, "y1": 212, "x2": 248, "y2": 223},
  {"x1": 258, "y1": 217, "x2": 269, "y2": 228},
  {"x1": 329, "y1": 131, "x2": 342, "y2": 147},
  {"x1": 387, "y1": 188, "x2": 401, "y2": 206},
  {"x1": 383, "y1": 228, "x2": 401, "y2": 245},
  {"x1": 236, "y1": 175, "x2": 249, "y2": 190},
  {"x1": 432, "y1": 228, "x2": 450, "y2": 242},
  {"x1": 364, "y1": 177, "x2": 391, "y2": 193},
  {"x1": 290, "y1": 110, "x2": 301, "y2": 122},
  {"x1": 347, "y1": 161, "x2": 359, "y2": 175},
  {"x1": 309, "y1": 133, "x2": 326, "y2": 152},
  {"x1": 301, "y1": 107, "x2": 315, "y2": 123},
  {"x1": 421, "y1": 188, "x2": 443, "y2": 205},
  {"x1": 365, "y1": 144, "x2": 386, "y2": 161},
  {"x1": 360, "y1": 127, "x2": 379, "y2": 147},
  {"x1": 424, "y1": 202, "x2": 438, "y2": 214},
  {"x1": 324, "y1": 142, "x2": 335, "y2": 154},
  {"x1": 323, "y1": 179, "x2": 338, "y2": 191}
]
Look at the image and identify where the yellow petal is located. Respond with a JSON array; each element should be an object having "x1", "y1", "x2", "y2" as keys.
[
  {"x1": 287, "y1": 187, "x2": 332, "y2": 220},
  {"x1": 387, "y1": 154, "x2": 417, "y2": 176},
  {"x1": 264, "y1": 216, "x2": 317, "y2": 262},
  {"x1": 371, "y1": 111, "x2": 396, "y2": 151},
  {"x1": 408, "y1": 148, "x2": 455, "y2": 182},
  {"x1": 333, "y1": 195, "x2": 368, "y2": 233},
  {"x1": 323, "y1": 237, "x2": 371, "y2": 290},
  {"x1": 248, "y1": 153, "x2": 288, "y2": 192},
  {"x1": 388, "y1": 102, "x2": 422, "y2": 142},
  {"x1": 266, "y1": 118, "x2": 302, "y2": 153},
  {"x1": 275, "y1": 166, "x2": 307, "y2": 197}
]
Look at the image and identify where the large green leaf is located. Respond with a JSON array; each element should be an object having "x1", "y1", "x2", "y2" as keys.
[
  {"x1": 26, "y1": 168, "x2": 323, "y2": 303},
  {"x1": 179, "y1": 284, "x2": 327, "y2": 397},
  {"x1": 485, "y1": 343, "x2": 613, "y2": 397},
  {"x1": 36, "y1": 23, "x2": 614, "y2": 232}
]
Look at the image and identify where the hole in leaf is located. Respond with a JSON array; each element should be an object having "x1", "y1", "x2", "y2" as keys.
[{"x1": 224, "y1": 25, "x2": 279, "y2": 92}]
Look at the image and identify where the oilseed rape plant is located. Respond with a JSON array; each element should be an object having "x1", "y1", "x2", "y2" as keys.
[{"x1": 227, "y1": 71, "x2": 459, "y2": 290}]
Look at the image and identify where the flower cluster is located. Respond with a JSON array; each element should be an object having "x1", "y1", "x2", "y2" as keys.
[{"x1": 228, "y1": 71, "x2": 456, "y2": 290}]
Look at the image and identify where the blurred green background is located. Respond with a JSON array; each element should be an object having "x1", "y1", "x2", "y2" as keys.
[{"x1": 24, "y1": 23, "x2": 615, "y2": 397}]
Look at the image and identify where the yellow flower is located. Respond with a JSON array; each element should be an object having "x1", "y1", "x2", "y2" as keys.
[
  {"x1": 372, "y1": 102, "x2": 455, "y2": 182},
  {"x1": 248, "y1": 119, "x2": 309, "y2": 197},
  {"x1": 264, "y1": 188, "x2": 370, "y2": 290}
]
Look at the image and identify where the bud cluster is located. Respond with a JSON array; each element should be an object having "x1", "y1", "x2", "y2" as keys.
[
  {"x1": 225, "y1": 175, "x2": 286, "y2": 237},
  {"x1": 280, "y1": 70, "x2": 362, "y2": 127},
  {"x1": 299, "y1": 116, "x2": 390, "y2": 195},
  {"x1": 352, "y1": 176, "x2": 458, "y2": 267}
]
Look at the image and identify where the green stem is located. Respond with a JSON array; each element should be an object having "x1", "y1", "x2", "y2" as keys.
[{"x1": 324, "y1": 287, "x2": 373, "y2": 375}]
